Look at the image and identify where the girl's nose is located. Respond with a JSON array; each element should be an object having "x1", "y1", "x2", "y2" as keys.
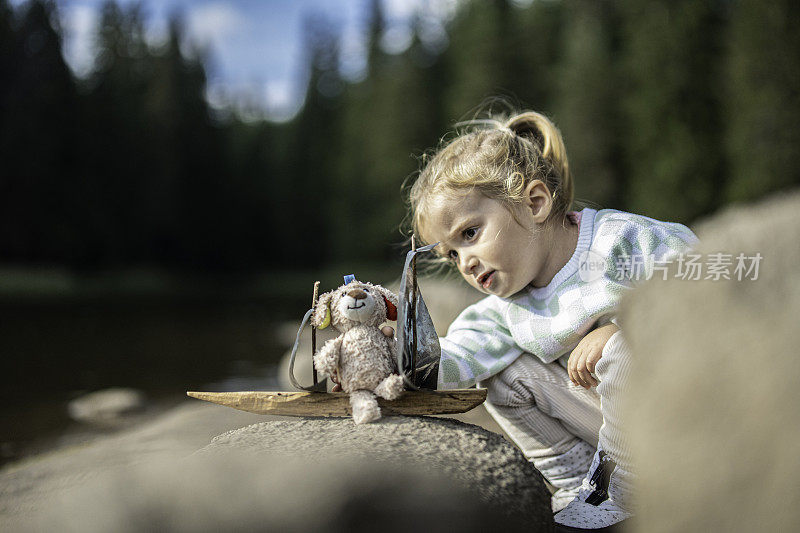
[{"x1": 461, "y1": 254, "x2": 479, "y2": 275}]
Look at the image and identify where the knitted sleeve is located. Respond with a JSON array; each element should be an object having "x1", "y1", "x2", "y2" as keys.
[{"x1": 437, "y1": 297, "x2": 523, "y2": 390}]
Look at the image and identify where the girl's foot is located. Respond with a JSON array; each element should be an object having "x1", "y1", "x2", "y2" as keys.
[
  {"x1": 534, "y1": 439, "x2": 596, "y2": 513},
  {"x1": 554, "y1": 449, "x2": 633, "y2": 529}
]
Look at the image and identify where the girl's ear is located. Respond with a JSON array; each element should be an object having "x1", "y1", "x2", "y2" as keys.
[
  {"x1": 524, "y1": 179, "x2": 553, "y2": 223},
  {"x1": 312, "y1": 292, "x2": 333, "y2": 329},
  {"x1": 374, "y1": 285, "x2": 398, "y2": 321}
]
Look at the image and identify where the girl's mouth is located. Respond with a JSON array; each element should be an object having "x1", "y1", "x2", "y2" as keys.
[{"x1": 479, "y1": 271, "x2": 495, "y2": 289}]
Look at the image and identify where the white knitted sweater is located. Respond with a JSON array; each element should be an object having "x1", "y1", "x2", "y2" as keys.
[{"x1": 438, "y1": 208, "x2": 698, "y2": 389}]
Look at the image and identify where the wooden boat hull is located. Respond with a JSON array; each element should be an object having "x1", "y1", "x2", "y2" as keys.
[{"x1": 186, "y1": 389, "x2": 487, "y2": 417}]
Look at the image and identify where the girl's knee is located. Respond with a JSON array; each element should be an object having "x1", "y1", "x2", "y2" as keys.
[
  {"x1": 483, "y1": 373, "x2": 517, "y2": 407},
  {"x1": 595, "y1": 331, "x2": 631, "y2": 381},
  {"x1": 484, "y1": 354, "x2": 570, "y2": 407}
]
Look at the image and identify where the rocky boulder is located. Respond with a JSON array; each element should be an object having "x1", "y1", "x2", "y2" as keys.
[
  {"x1": 621, "y1": 189, "x2": 800, "y2": 532},
  {"x1": 27, "y1": 415, "x2": 552, "y2": 532}
]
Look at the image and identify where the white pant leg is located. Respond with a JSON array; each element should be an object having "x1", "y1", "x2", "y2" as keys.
[
  {"x1": 553, "y1": 331, "x2": 636, "y2": 528},
  {"x1": 481, "y1": 354, "x2": 603, "y2": 494},
  {"x1": 594, "y1": 330, "x2": 635, "y2": 474}
]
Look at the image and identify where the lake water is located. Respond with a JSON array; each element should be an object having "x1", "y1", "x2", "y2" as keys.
[{"x1": 0, "y1": 292, "x2": 308, "y2": 466}]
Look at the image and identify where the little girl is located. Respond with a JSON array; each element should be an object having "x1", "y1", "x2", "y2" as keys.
[{"x1": 407, "y1": 111, "x2": 697, "y2": 530}]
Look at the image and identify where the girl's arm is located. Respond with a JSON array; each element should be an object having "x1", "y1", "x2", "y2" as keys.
[
  {"x1": 567, "y1": 322, "x2": 619, "y2": 389},
  {"x1": 380, "y1": 315, "x2": 523, "y2": 390},
  {"x1": 438, "y1": 303, "x2": 523, "y2": 389}
]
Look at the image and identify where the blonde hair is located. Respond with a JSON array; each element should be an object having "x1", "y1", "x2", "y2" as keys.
[{"x1": 408, "y1": 110, "x2": 573, "y2": 244}]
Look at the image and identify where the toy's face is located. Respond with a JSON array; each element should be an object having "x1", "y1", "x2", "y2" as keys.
[
  {"x1": 336, "y1": 284, "x2": 379, "y2": 324},
  {"x1": 313, "y1": 280, "x2": 396, "y2": 332}
]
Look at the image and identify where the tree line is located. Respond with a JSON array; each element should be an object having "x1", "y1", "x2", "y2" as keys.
[{"x1": 1, "y1": 0, "x2": 798, "y2": 274}]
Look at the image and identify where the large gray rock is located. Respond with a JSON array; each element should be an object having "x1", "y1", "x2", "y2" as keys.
[
  {"x1": 21, "y1": 415, "x2": 552, "y2": 532},
  {"x1": 1, "y1": 403, "x2": 269, "y2": 529},
  {"x1": 620, "y1": 189, "x2": 800, "y2": 532},
  {"x1": 199, "y1": 416, "x2": 552, "y2": 529}
]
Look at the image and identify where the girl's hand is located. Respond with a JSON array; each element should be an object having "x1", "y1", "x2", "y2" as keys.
[{"x1": 568, "y1": 323, "x2": 619, "y2": 389}]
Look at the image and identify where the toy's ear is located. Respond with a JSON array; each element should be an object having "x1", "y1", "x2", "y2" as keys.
[
  {"x1": 383, "y1": 296, "x2": 397, "y2": 321},
  {"x1": 373, "y1": 285, "x2": 398, "y2": 321},
  {"x1": 318, "y1": 306, "x2": 331, "y2": 329},
  {"x1": 312, "y1": 292, "x2": 333, "y2": 329}
]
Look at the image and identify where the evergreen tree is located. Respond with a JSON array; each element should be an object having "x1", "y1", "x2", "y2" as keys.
[
  {"x1": 289, "y1": 15, "x2": 343, "y2": 266},
  {"x1": 553, "y1": 0, "x2": 622, "y2": 209},
  {"x1": 619, "y1": 0, "x2": 729, "y2": 222},
  {"x1": 331, "y1": 0, "x2": 384, "y2": 263},
  {"x1": 332, "y1": 8, "x2": 447, "y2": 262},
  {"x1": 725, "y1": 0, "x2": 800, "y2": 201},
  {"x1": 0, "y1": 0, "x2": 79, "y2": 263},
  {"x1": 76, "y1": 5, "x2": 233, "y2": 271},
  {"x1": 0, "y1": 0, "x2": 17, "y2": 108},
  {"x1": 358, "y1": 21, "x2": 442, "y2": 261},
  {"x1": 441, "y1": 0, "x2": 508, "y2": 121},
  {"x1": 221, "y1": 118, "x2": 282, "y2": 268},
  {"x1": 364, "y1": 0, "x2": 385, "y2": 80},
  {"x1": 151, "y1": 20, "x2": 232, "y2": 271},
  {"x1": 78, "y1": 1, "x2": 154, "y2": 267},
  {"x1": 502, "y1": 0, "x2": 564, "y2": 111}
]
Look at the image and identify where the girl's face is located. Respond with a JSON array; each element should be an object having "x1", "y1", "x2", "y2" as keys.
[{"x1": 422, "y1": 189, "x2": 553, "y2": 298}]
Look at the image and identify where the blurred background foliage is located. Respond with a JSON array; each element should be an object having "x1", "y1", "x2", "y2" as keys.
[
  {"x1": 1, "y1": 0, "x2": 799, "y2": 462},
  {"x1": 2, "y1": 0, "x2": 798, "y2": 275}
]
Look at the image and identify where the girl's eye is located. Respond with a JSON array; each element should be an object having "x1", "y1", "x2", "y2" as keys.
[
  {"x1": 363, "y1": 288, "x2": 369, "y2": 293},
  {"x1": 448, "y1": 250, "x2": 458, "y2": 260},
  {"x1": 463, "y1": 227, "x2": 478, "y2": 240}
]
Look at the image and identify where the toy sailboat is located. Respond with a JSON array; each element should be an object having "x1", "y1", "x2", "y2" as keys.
[{"x1": 187, "y1": 241, "x2": 486, "y2": 417}]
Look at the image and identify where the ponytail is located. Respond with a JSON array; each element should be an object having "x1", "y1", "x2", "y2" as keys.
[{"x1": 505, "y1": 112, "x2": 573, "y2": 211}]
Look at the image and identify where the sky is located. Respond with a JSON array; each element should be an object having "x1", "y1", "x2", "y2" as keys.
[{"x1": 28, "y1": 0, "x2": 460, "y2": 121}]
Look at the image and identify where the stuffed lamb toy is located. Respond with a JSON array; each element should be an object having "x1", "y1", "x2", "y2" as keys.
[{"x1": 311, "y1": 280, "x2": 404, "y2": 424}]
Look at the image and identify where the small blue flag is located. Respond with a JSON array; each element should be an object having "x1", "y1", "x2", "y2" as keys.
[{"x1": 343, "y1": 274, "x2": 356, "y2": 285}]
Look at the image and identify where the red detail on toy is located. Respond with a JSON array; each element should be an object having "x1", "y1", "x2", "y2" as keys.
[{"x1": 384, "y1": 297, "x2": 397, "y2": 321}]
